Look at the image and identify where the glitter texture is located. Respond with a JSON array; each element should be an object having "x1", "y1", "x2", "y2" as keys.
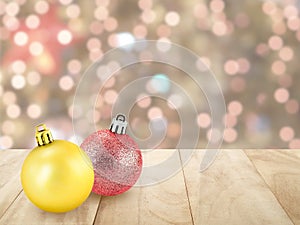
[{"x1": 80, "y1": 129, "x2": 142, "y2": 196}]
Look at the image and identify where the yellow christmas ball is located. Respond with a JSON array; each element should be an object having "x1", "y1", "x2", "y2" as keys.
[{"x1": 21, "y1": 124, "x2": 94, "y2": 213}]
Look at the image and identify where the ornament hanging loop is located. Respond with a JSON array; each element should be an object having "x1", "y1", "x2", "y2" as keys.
[
  {"x1": 35, "y1": 124, "x2": 54, "y2": 146},
  {"x1": 110, "y1": 114, "x2": 128, "y2": 134}
]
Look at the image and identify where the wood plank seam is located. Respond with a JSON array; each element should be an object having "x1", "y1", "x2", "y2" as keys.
[
  {"x1": 0, "y1": 150, "x2": 29, "y2": 220},
  {"x1": 243, "y1": 150, "x2": 296, "y2": 225},
  {"x1": 0, "y1": 189, "x2": 23, "y2": 220},
  {"x1": 92, "y1": 196, "x2": 102, "y2": 225},
  {"x1": 178, "y1": 150, "x2": 195, "y2": 225}
]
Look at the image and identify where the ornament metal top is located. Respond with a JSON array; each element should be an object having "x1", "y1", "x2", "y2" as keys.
[
  {"x1": 35, "y1": 124, "x2": 54, "y2": 146},
  {"x1": 109, "y1": 114, "x2": 128, "y2": 134}
]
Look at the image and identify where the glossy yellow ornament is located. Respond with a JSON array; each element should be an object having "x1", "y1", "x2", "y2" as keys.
[{"x1": 21, "y1": 124, "x2": 94, "y2": 213}]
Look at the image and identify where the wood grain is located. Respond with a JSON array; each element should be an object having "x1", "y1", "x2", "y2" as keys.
[
  {"x1": 0, "y1": 149, "x2": 299, "y2": 225},
  {"x1": 94, "y1": 149, "x2": 193, "y2": 225},
  {"x1": 0, "y1": 150, "x2": 29, "y2": 218},
  {"x1": 245, "y1": 149, "x2": 300, "y2": 225},
  {"x1": 0, "y1": 191, "x2": 101, "y2": 225},
  {"x1": 180, "y1": 149, "x2": 294, "y2": 225}
]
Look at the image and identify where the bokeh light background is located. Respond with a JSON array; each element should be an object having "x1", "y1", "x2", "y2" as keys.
[{"x1": 1, "y1": 0, "x2": 300, "y2": 149}]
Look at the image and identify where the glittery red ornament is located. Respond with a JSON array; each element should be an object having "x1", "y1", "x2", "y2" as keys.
[{"x1": 80, "y1": 115, "x2": 142, "y2": 196}]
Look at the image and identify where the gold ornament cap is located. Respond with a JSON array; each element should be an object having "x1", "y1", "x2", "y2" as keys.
[{"x1": 35, "y1": 124, "x2": 54, "y2": 146}]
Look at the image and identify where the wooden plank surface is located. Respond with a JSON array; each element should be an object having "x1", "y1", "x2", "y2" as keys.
[
  {"x1": 245, "y1": 149, "x2": 300, "y2": 225},
  {"x1": 0, "y1": 150, "x2": 29, "y2": 218},
  {"x1": 0, "y1": 192, "x2": 101, "y2": 225},
  {"x1": 180, "y1": 149, "x2": 294, "y2": 225},
  {"x1": 0, "y1": 149, "x2": 299, "y2": 225},
  {"x1": 94, "y1": 149, "x2": 193, "y2": 225}
]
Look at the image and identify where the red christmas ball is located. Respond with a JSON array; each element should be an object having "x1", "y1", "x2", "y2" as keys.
[{"x1": 80, "y1": 129, "x2": 142, "y2": 196}]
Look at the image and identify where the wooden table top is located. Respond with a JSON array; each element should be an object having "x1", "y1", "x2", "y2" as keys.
[{"x1": 0, "y1": 149, "x2": 299, "y2": 225}]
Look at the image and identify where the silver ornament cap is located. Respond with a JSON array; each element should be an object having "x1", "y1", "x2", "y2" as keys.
[{"x1": 109, "y1": 114, "x2": 128, "y2": 134}]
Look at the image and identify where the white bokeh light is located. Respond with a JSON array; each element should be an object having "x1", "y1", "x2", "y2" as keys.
[
  {"x1": 27, "y1": 104, "x2": 42, "y2": 119},
  {"x1": 11, "y1": 74, "x2": 26, "y2": 89},
  {"x1": 165, "y1": 11, "x2": 180, "y2": 26},
  {"x1": 6, "y1": 104, "x2": 21, "y2": 119},
  {"x1": 59, "y1": 75, "x2": 74, "y2": 91},
  {"x1": 29, "y1": 42, "x2": 44, "y2": 56},
  {"x1": 25, "y1": 14, "x2": 40, "y2": 29},
  {"x1": 57, "y1": 30, "x2": 73, "y2": 45},
  {"x1": 14, "y1": 31, "x2": 28, "y2": 46}
]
